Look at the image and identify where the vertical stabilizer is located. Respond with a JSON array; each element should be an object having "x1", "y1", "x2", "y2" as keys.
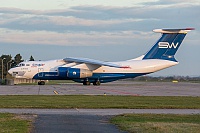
[{"x1": 143, "y1": 28, "x2": 194, "y2": 61}]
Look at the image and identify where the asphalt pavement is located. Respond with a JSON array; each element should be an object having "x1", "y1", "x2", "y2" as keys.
[
  {"x1": 32, "y1": 114, "x2": 126, "y2": 133},
  {"x1": 0, "y1": 81, "x2": 200, "y2": 96}
]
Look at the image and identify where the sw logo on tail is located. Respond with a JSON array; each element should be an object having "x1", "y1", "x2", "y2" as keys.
[
  {"x1": 8, "y1": 28, "x2": 194, "y2": 85},
  {"x1": 158, "y1": 42, "x2": 179, "y2": 49}
]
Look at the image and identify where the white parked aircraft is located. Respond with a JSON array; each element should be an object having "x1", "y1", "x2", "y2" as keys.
[{"x1": 8, "y1": 28, "x2": 194, "y2": 85}]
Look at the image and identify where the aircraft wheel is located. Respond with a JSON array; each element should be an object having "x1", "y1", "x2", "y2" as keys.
[
  {"x1": 38, "y1": 81, "x2": 45, "y2": 85},
  {"x1": 83, "y1": 81, "x2": 90, "y2": 85},
  {"x1": 40, "y1": 81, "x2": 45, "y2": 85},
  {"x1": 93, "y1": 81, "x2": 101, "y2": 86}
]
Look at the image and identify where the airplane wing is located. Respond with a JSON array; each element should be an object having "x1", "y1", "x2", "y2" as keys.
[{"x1": 63, "y1": 57, "x2": 127, "y2": 68}]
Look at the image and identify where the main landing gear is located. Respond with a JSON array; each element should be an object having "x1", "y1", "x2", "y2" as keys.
[
  {"x1": 38, "y1": 81, "x2": 45, "y2": 85},
  {"x1": 93, "y1": 81, "x2": 101, "y2": 86},
  {"x1": 83, "y1": 81, "x2": 91, "y2": 85},
  {"x1": 83, "y1": 80, "x2": 101, "y2": 86}
]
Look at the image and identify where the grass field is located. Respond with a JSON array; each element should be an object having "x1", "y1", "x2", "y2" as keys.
[
  {"x1": 0, "y1": 95, "x2": 199, "y2": 109},
  {"x1": 0, "y1": 113, "x2": 31, "y2": 133},
  {"x1": 111, "y1": 114, "x2": 200, "y2": 133}
]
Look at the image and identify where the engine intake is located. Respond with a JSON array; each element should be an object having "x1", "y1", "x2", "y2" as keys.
[{"x1": 58, "y1": 67, "x2": 93, "y2": 78}]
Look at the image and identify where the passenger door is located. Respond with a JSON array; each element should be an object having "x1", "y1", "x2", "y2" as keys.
[{"x1": 38, "y1": 68, "x2": 44, "y2": 77}]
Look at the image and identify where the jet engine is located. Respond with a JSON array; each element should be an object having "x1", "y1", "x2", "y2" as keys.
[{"x1": 58, "y1": 67, "x2": 93, "y2": 78}]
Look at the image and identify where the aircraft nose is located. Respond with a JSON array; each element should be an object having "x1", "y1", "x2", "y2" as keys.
[{"x1": 8, "y1": 69, "x2": 13, "y2": 75}]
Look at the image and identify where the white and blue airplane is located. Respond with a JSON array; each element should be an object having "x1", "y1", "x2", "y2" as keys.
[{"x1": 8, "y1": 28, "x2": 194, "y2": 85}]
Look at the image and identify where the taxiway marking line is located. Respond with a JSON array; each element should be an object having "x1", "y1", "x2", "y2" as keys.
[{"x1": 53, "y1": 91, "x2": 59, "y2": 95}]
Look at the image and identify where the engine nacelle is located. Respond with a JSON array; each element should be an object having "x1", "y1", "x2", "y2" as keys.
[{"x1": 58, "y1": 67, "x2": 93, "y2": 78}]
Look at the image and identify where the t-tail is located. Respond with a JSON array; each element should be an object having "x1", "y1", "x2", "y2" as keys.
[{"x1": 143, "y1": 28, "x2": 194, "y2": 61}]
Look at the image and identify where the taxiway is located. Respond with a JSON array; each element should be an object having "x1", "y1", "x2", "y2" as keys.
[{"x1": 0, "y1": 81, "x2": 199, "y2": 96}]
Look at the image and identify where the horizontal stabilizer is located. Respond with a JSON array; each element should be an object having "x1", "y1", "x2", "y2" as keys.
[{"x1": 153, "y1": 28, "x2": 195, "y2": 34}]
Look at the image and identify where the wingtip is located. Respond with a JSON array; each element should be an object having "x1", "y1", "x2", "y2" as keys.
[{"x1": 185, "y1": 28, "x2": 195, "y2": 30}]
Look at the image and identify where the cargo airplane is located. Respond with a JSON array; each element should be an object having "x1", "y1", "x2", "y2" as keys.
[{"x1": 8, "y1": 28, "x2": 194, "y2": 85}]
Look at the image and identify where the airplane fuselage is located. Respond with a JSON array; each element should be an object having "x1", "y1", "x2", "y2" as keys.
[{"x1": 8, "y1": 58, "x2": 177, "y2": 83}]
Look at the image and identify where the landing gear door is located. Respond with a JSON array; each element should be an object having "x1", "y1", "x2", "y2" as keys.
[{"x1": 38, "y1": 68, "x2": 44, "y2": 77}]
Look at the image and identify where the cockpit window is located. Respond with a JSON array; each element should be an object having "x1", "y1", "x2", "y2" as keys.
[
  {"x1": 16, "y1": 63, "x2": 25, "y2": 67},
  {"x1": 16, "y1": 63, "x2": 45, "y2": 67}
]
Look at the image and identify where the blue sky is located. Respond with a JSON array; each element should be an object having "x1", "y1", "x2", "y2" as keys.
[{"x1": 0, "y1": 0, "x2": 199, "y2": 76}]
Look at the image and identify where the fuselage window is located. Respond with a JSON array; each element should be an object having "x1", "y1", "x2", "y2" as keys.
[{"x1": 26, "y1": 64, "x2": 30, "y2": 66}]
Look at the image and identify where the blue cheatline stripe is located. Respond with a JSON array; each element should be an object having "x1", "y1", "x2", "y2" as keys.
[{"x1": 33, "y1": 72, "x2": 149, "y2": 83}]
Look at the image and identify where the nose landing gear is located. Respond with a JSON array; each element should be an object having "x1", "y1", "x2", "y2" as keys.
[{"x1": 38, "y1": 81, "x2": 45, "y2": 85}]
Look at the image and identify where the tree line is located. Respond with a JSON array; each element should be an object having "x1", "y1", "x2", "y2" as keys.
[
  {"x1": 133, "y1": 76, "x2": 200, "y2": 82},
  {"x1": 0, "y1": 54, "x2": 34, "y2": 79}
]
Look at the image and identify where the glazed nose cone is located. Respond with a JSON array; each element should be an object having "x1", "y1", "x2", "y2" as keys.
[{"x1": 8, "y1": 68, "x2": 13, "y2": 75}]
